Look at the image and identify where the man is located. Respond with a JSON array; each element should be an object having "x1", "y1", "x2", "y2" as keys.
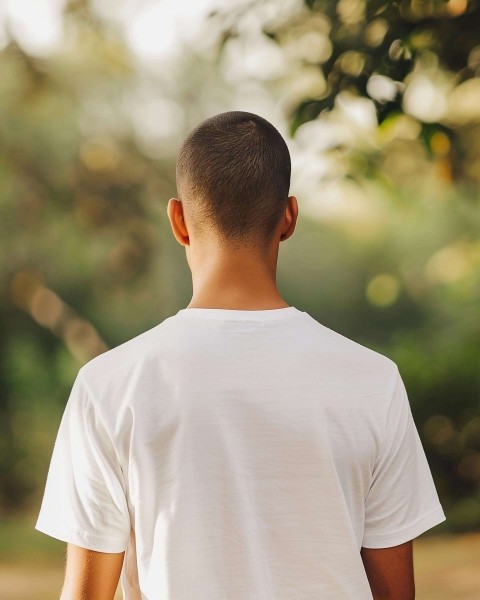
[{"x1": 35, "y1": 111, "x2": 446, "y2": 599}]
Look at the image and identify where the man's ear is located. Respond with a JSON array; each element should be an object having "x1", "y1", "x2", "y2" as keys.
[
  {"x1": 167, "y1": 198, "x2": 190, "y2": 246},
  {"x1": 280, "y1": 195, "x2": 298, "y2": 242}
]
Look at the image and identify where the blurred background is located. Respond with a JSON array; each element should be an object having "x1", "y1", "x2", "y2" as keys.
[{"x1": 1, "y1": 0, "x2": 479, "y2": 598}]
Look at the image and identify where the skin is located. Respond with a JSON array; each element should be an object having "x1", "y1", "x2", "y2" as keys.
[
  {"x1": 166, "y1": 194, "x2": 299, "y2": 310},
  {"x1": 361, "y1": 542, "x2": 415, "y2": 599},
  {"x1": 60, "y1": 544, "x2": 124, "y2": 599},
  {"x1": 60, "y1": 193, "x2": 415, "y2": 599}
]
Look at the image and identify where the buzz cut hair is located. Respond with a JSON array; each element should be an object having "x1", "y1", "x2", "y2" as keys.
[{"x1": 175, "y1": 111, "x2": 291, "y2": 251}]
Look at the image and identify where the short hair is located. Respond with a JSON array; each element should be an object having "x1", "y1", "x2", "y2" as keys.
[{"x1": 175, "y1": 111, "x2": 291, "y2": 251}]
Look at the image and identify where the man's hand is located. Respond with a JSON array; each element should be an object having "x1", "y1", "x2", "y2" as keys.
[{"x1": 59, "y1": 543, "x2": 124, "y2": 600}]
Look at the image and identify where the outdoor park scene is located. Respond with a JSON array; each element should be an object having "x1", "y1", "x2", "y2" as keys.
[{"x1": 1, "y1": 0, "x2": 479, "y2": 598}]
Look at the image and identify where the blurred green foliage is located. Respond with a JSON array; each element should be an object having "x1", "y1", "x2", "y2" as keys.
[{"x1": 0, "y1": 0, "x2": 478, "y2": 538}]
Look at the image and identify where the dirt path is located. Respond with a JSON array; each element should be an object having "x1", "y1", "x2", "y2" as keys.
[{"x1": 413, "y1": 532, "x2": 480, "y2": 599}]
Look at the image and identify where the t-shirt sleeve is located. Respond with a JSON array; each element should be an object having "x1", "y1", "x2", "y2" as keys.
[
  {"x1": 35, "y1": 367, "x2": 131, "y2": 553},
  {"x1": 362, "y1": 366, "x2": 446, "y2": 548}
]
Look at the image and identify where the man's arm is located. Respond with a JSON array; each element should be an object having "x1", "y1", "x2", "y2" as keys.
[
  {"x1": 361, "y1": 540, "x2": 415, "y2": 600},
  {"x1": 59, "y1": 543, "x2": 124, "y2": 600}
]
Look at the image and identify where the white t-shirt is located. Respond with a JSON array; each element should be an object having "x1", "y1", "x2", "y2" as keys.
[{"x1": 35, "y1": 306, "x2": 446, "y2": 599}]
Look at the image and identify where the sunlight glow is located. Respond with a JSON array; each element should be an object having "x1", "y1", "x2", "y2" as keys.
[
  {"x1": 5, "y1": 0, "x2": 65, "y2": 56},
  {"x1": 124, "y1": 0, "x2": 219, "y2": 62}
]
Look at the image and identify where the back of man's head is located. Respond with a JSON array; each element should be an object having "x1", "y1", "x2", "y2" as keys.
[{"x1": 175, "y1": 111, "x2": 291, "y2": 251}]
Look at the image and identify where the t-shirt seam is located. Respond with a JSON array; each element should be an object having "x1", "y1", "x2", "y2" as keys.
[
  {"x1": 77, "y1": 367, "x2": 128, "y2": 494},
  {"x1": 37, "y1": 518, "x2": 127, "y2": 545},
  {"x1": 364, "y1": 363, "x2": 400, "y2": 501},
  {"x1": 35, "y1": 521, "x2": 128, "y2": 553},
  {"x1": 173, "y1": 313, "x2": 307, "y2": 322},
  {"x1": 383, "y1": 364, "x2": 401, "y2": 454},
  {"x1": 363, "y1": 505, "x2": 445, "y2": 541}
]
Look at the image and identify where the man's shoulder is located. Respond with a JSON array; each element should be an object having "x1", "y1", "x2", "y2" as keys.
[
  {"x1": 304, "y1": 313, "x2": 397, "y2": 375},
  {"x1": 79, "y1": 314, "x2": 178, "y2": 388}
]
